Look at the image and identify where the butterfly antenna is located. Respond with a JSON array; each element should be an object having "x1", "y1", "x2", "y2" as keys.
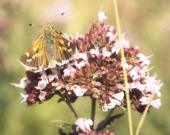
[{"x1": 28, "y1": 23, "x2": 42, "y2": 28}]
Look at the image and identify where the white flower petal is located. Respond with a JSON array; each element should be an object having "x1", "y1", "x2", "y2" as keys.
[
  {"x1": 129, "y1": 82, "x2": 146, "y2": 91},
  {"x1": 139, "y1": 66, "x2": 149, "y2": 77},
  {"x1": 39, "y1": 91, "x2": 47, "y2": 101},
  {"x1": 145, "y1": 76, "x2": 163, "y2": 96},
  {"x1": 113, "y1": 92, "x2": 124, "y2": 101},
  {"x1": 102, "y1": 97, "x2": 122, "y2": 111},
  {"x1": 75, "y1": 118, "x2": 93, "y2": 132},
  {"x1": 137, "y1": 53, "x2": 151, "y2": 66},
  {"x1": 20, "y1": 93, "x2": 28, "y2": 103},
  {"x1": 121, "y1": 59, "x2": 130, "y2": 70},
  {"x1": 140, "y1": 96, "x2": 162, "y2": 109},
  {"x1": 11, "y1": 77, "x2": 28, "y2": 89},
  {"x1": 75, "y1": 61, "x2": 86, "y2": 69},
  {"x1": 41, "y1": 72, "x2": 49, "y2": 82},
  {"x1": 63, "y1": 66, "x2": 76, "y2": 77},
  {"x1": 48, "y1": 74, "x2": 58, "y2": 82},
  {"x1": 98, "y1": 10, "x2": 107, "y2": 22},
  {"x1": 52, "y1": 81, "x2": 65, "y2": 90},
  {"x1": 35, "y1": 80, "x2": 48, "y2": 90},
  {"x1": 102, "y1": 47, "x2": 112, "y2": 58},
  {"x1": 140, "y1": 96, "x2": 150, "y2": 105},
  {"x1": 90, "y1": 47, "x2": 100, "y2": 57},
  {"x1": 34, "y1": 73, "x2": 50, "y2": 90},
  {"x1": 106, "y1": 32, "x2": 116, "y2": 42},
  {"x1": 71, "y1": 85, "x2": 87, "y2": 97},
  {"x1": 112, "y1": 34, "x2": 129, "y2": 54},
  {"x1": 73, "y1": 52, "x2": 88, "y2": 61},
  {"x1": 151, "y1": 99, "x2": 161, "y2": 109},
  {"x1": 129, "y1": 66, "x2": 140, "y2": 80},
  {"x1": 121, "y1": 34, "x2": 129, "y2": 48}
]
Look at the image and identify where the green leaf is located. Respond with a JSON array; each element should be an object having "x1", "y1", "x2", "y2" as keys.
[
  {"x1": 52, "y1": 120, "x2": 76, "y2": 134},
  {"x1": 96, "y1": 113, "x2": 124, "y2": 131}
]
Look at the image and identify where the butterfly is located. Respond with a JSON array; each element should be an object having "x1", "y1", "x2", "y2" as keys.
[{"x1": 20, "y1": 25, "x2": 75, "y2": 71}]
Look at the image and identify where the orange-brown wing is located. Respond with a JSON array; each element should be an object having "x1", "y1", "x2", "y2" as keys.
[
  {"x1": 54, "y1": 32, "x2": 75, "y2": 63},
  {"x1": 20, "y1": 35, "x2": 49, "y2": 70}
]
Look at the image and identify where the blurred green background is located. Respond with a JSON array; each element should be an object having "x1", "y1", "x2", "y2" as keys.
[{"x1": 0, "y1": 0, "x2": 169, "y2": 135}]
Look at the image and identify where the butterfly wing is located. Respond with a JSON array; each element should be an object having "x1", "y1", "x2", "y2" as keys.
[
  {"x1": 54, "y1": 32, "x2": 75, "y2": 63},
  {"x1": 20, "y1": 36, "x2": 49, "y2": 70}
]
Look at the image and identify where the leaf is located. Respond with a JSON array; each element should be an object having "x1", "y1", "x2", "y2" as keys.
[
  {"x1": 58, "y1": 97, "x2": 65, "y2": 103},
  {"x1": 96, "y1": 113, "x2": 124, "y2": 131},
  {"x1": 52, "y1": 120, "x2": 76, "y2": 134}
]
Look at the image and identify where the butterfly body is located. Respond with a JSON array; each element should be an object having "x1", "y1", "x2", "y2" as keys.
[
  {"x1": 20, "y1": 25, "x2": 75, "y2": 71},
  {"x1": 43, "y1": 25, "x2": 57, "y2": 60}
]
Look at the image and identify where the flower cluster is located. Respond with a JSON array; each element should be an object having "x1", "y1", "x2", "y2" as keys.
[
  {"x1": 13, "y1": 12, "x2": 163, "y2": 113},
  {"x1": 58, "y1": 118, "x2": 116, "y2": 135},
  {"x1": 59, "y1": 128, "x2": 116, "y2": 135}
]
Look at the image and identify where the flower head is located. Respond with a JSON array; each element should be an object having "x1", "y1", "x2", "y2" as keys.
[{"x1": 15, "y1": 16, "x2": 162, "y2": 112}]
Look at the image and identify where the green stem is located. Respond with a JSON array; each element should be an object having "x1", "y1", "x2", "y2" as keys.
[
  {"x1": 96, "y1": 109, "x2": 114, "y2": 131},
  {"x1": 135, "y1": 93, "x2": 155, "y2": 135},
  {"x1": 106, "y1": 109, "x2": 114, "y2": 118},
  {"x1": 91, "y1": 98, "x2": 96, "y2": 128},
  {"x1": 66, "y1": 100, "x2": 78, "y2": 119},
  {"x1": 57, "y1": 92, "x2": 79, "y2": 119},
  {"x1": 65, "y1": 96, "x2": 78, "y2": 119},
  {"x1": 112, "y1": 0, "x2": 133, "y2": 135}
]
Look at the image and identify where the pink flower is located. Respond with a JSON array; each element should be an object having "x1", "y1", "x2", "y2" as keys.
[
  {"x1": 102, "y1": 92, "x2": 124, "y2": 111},
  {"x1": 137, "y1": 53, "x2": 151, "y2": 66},
  {"x1": 73, "y1": 52, "x2": 88, "y2": 61},
  {"x1": 129, "y1": 82, "x2": 145, "y2": 91},
  {"x1": 63, "y1": 66, "x2": 76, "y2": 77},
  {"x1": 140, "y1": 96, "x2": 162, "y2": 109},
  {"x1": 90, "y1": 47, "x2": 100, "y2": 57},
  {"x1": 102, "y1": 47, "x2": 112, "y2": 58},
  {"x1": 75, "y1": 61, "x2": 87, "y2": 69},
  {"x1": 112, "y1": 34, "x2": 129, "y2": 54},
  {"x1": 145, "y1": 76, "x2": 163, "y2": 97},
  {"x1": 106, "y1": 32, "x2": 116, "y2": 43}
]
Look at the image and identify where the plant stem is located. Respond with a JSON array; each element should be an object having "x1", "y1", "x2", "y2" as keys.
[
  {"x1": 106, "y1": 109, "x2": 114, "y2": 118},
  {"x1": 112, "y1": 0, "x2": 133, "y2": 135},
  {"x1": 65, "y1": 99, "x2": 78, "y2": 119},
  {"x1": 96, "y1": 109, "x2": 114, "y2": 131},
  {"x1": 91, "y1": 98, "x2": 96, "y2": 128},
  {"x1": 135, "y1": 93, "x2": 155, "y2": 135},
  {"x1": 57, "y1": 92, "x2": 79, "y2": 119}
]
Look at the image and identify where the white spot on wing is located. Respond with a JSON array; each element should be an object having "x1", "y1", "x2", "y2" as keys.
[
  {"x1": 26, "y1": 59, "x2": 32, "y2": 62},
  {"x1": 25, "y1": 52, "x2": 30, "y2": 57}
]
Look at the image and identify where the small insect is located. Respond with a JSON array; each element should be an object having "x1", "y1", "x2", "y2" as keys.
[
  {"x1": 60, "y1": 12, "x2": 65, "y2": 16},
  {"x1": 20, "y1": 25, "x2": 75, "y2": 71}
]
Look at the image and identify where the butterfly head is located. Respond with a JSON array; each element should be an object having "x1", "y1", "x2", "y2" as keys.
[{"x1": 43, "y1": 24, "x2": 55, "y2": 39}]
